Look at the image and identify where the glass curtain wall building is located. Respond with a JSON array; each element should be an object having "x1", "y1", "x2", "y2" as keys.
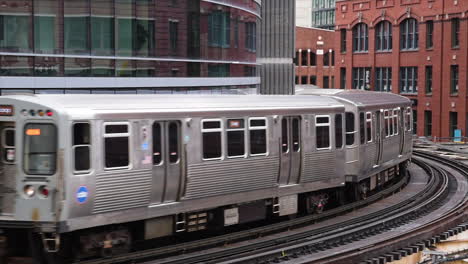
[
  {"x1": 311, "y1": 0, "x2": 335, "y2": 29},
  {"x1": 0, "y1": 0, "x2": 260, "y2": 94}
]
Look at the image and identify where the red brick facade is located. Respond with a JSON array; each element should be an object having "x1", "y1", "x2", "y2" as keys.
[
  {"x1": 295, "y1": 27, "x2": 336, "y2": 89},
  {"x1": 332, "y1": 0, "x2": 468, "y2": 138}
]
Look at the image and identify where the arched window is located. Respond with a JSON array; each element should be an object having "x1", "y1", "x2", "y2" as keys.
[
  {"x1": 400, "y1": 18, "x2": 418, "y2": 50},
  {"x1": 352, "y1": 23, "x2": 368, "y2": 52},
  {"x1": 375, "y1": 20, "x2": 392, "y2": 51}
]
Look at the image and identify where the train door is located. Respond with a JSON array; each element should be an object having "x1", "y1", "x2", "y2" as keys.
[
  {"x1": 399, "y1": 108, "x2": 405, "y2": 155},
  {"x1": 374, "y1": 111, "x2": 383, "y2": 166},
  {"x1": 0, "y1": 123, "x2": 15, "y2": 215},
  {"x1": 278, "y1": 116, "x2": 301, "y2": 185},
  {"x1": 151, "y1": 121, "x2": 181, "y2": 204}
]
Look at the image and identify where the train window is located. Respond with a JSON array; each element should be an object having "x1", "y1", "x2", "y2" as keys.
[
  {"x1": 202, "y1": 119, "x2": 222, "y2": 159},
  {"x1": 153, "y1": 123, "x2": 162, "y2": 165},
  {"x1": 24, "y1": 123, "x2": 57, "y2": 175},
  {"x1": 389, "y1": 111, "x2": 394, "y2": 136},
  {"x1": 345, "y1": 112, "x2": 355, "y2": 146},
  {"x1": 384, "y1": 110, "x2": 390, "y2": 137},
  {"x1": 335, "y1": 114, "x2": 343, "y2": 149},
  {"x1": 281, "y1": 118, "x2": 288, "y2": 153},
  {"x1": 249, "y1": 117, "x2": 267, "y2": 155},
  {"x1": 366, "y1": 112, "x2": 372, "y2": 143},
  {"x1": 105, "y1": 125, "x2": 128, "y2": 134},
  {"x1": 405, "y1": 107, "x2": 412, "y2": 131},
  {"x1": 168, "y1": 122, "x2": 179, "y2": 163},
  {"x1": 104, "y1": 123, "x2": 130, "y2": 169},
  {"x1": 316, "y1": 115, "x2": 330, "y2": 150},
  {"x1": 359, "y1": 112, "x2": 365, "y2": 144},
  {"x1": 227, "y1": 119, "x2": 245, "y2": 157},
  {"x1": 292, "y1": 118, "x2": 301, "y2": 152},
  {"x1": 203, "y1": 121, "x2": 221, "y2": 129},
  {"x1": 73, "y1": 123, "x2": 91, "y2": 173},
  {"x1": 393, "y1": 109, "x2": 399, "y2": 136},
  {"x1": 2, "y1": 128, "x2": 15, "y2": 163}
]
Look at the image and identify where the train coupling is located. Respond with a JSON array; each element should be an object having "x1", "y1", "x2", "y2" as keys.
[{"x1": 41, "y1": 232, "x2": 60, "y2": 253}]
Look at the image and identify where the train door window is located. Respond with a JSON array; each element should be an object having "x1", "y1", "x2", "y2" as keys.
[
  {"x1": 2, "y1": 128, "x2": 15, "y2": 163},
  {"x1": 104, "y1": 123, "x2": 130, "y2": 169},
  {"x1": 384, "y1": 110, "x2": 390, "y2": 137},
  {"x1": 249, "y1": 118, "x2": 267, "y2": 155},
  {"x1": 366, "y1": 112, "x2": 372, "y2": 143},
  {"x1": 405, "y1": 107, "x2": 412, "y2": 131},
  {"x1": 393, "y1": 109, "x2": 399, "y2": 136},
  {"x1": 281, "y1": 118, "x2": 288, "y2": 153},
  {"x1": 153, "y1": 123, "x2": 162, "y2": 165},
  {"x1": 316, "y1": 116, "x2": 330, "y2": 150},
  {"x1": 227, "y1": 119, "x2": 245, "y2": 158},
  {"x1": 359, "y1": 112, "x2": 365, "y2": 144},
  {"x1": 335, "y1": 114, "x2": 343, "y2": 149},
  {"x1": 73, "y1": 123, "x2": 91, "y2": 173},
  {"x1": 345, "y1": 112, "x2": 355, "y2": 146},
  {"x1": 24, "y1": 123, "x2": 57, "y2": 175},
  {"x1": 202, "y1": 120, "x2": 222, "y2": 159},
  {"x1": 168, "y1": 122, "x2": 179, "y2": 163},
  {"x1": 292, "y1": 117, "x2": 301, "y2": 152}
]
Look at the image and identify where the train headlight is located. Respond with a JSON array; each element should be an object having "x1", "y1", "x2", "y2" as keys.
[
  {"x1": 23, "y1": 185, "x2": 35, "y2": 198},
  {"x1": 38, "y1": 186, "x2": 49, "y2": 198}
]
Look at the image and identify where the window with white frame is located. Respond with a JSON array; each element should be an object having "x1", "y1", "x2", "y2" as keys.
[
  {"x1": 104, "y1": 123, "x2": 130, "y2": 169},
  {"x1": 316, "y1": 116, "x2": 331, "y2": 149},
  {"x1": 73, "y1": 123, "x2": 91, "y2": 173},
  {"x1": 345, "y1": 112, "x2": 356, "y2": 146},
  {"x1": 405, "y1": 107, "x2": 412, "y2": 132},
  {"x1": 249, "y1": 118, "x2": 267, "y2": 155},
  {"x1": 393, "y1": 109, "x2": 399, "y2": 136},
  {"x1": 227, "y1": 119, "x2": 245, "y2": 157},
  {"x1": 202, "y1": 120, "x2": 223, "y2": 159},
  {"x1": 384, "y1": 110, "x2": 390, "y2": 137}
]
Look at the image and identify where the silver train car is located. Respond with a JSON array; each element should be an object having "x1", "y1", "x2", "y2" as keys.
[
  {"x1": 297, "y1": 89, "x2": 413, "y2": 198},
  {"x1": 0, "y1": 92, "x2": 411, "y2": 262}
]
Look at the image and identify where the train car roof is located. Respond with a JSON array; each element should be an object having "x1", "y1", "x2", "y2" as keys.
[
  {"x1": 1, "y1": 94, "x2": 344, "y2": 113},
  {"x1": 296, "y1": 89, "x2": 411, "y2": 107}
]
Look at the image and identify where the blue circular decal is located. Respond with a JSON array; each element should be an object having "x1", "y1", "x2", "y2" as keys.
[{"x1": 76, "y1": 186, "x2": 89, "y2": 204}]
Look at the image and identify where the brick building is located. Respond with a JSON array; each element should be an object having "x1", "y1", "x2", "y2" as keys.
[
  {"x1": 333, "y1": 0, "x2": 468, "y2": 139},
  {"x1": 295, "y1": 27, "x2": 336, "y2": 89}
]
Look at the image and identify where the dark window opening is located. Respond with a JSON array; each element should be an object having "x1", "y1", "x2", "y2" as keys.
[
  {"x1": 335, "y1": 114, "x2": 343, "y2": 148},
  {"x1": 450, "y1": 65, "x2": 459, "y2": 94},
  {"x1": 316, "y1": 116, "x2": 330, "y2": 149},
  {"x1": 168, "y1": 122, "x2": 179, "y2": 163},
  {"x1": 340, "y1": 29, "x2": 347, "y2": 52},
  {"x1": 425, "y1": 66, "x2": 432, "y2": 94},
  {"x1": 73, "y1": 123, "x2": 91, "y2": 172},
  {"x1": 452, "y1": 18, "x2": 460, "y2": 48},
  {"x1": 250, "y1": 119, "x2": 267, "y2": 155},
  {"x1": 301, "y1": 51, "x2": 308, "y2": 66},
  {"x1": 292, "y1": 118, "x2": 300, "y2": 152},
  {"x1": 426, "y1": 20, "x2": 433, "y2": 49},
  {"x1": 345, "y1": 112, "x2": 355, "y2": 145},
  {"x1": 359, "y1": 112, "x2": 365, "y2": 144},
  {"x1": 227, "y1": 118, "x2": 245, "y2": 157},
  {"x1": 153, "y1": 123, "x2": 162, "y2": 165}
]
